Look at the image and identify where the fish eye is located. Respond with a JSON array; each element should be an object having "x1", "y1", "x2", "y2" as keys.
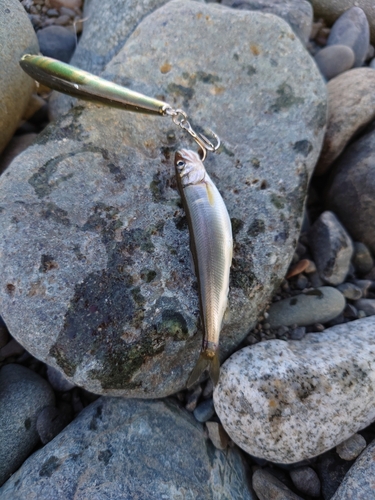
[{"x1": 176, "y1": 160, "x2": 185, "y2": 168}]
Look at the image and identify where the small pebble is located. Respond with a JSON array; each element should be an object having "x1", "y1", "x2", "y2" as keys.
[
  {"x1": 71, "y1": 388, "x2": 84, "y2": 415},
  {"x1": 202, "y1": 378, "x2": 214, "y2": 399},
  {"x1": 352, "y1": 242, "x2": 374, "y2": 275},
  {"x1": 295, "y1": 242, "x2": 307, "y2": 258},
  {"x1": 59, "y1": 7, "x2": 76, "y2": 17},
  {"x1": 308, "y1": 271, "x2": 324, "y2": 288},
  {"x1": 326, "y1": 7, "x2": 370, "y2": 68},
  {"x1": 314, "y1": 45, "x2": 355, "y2": 80},
  {"x1": 46, "y1": 365, "x2": 75, "y2": 392},
  {"x1": 36, "y1": 405, "x2": 71, "y2": 444},
  {"x1": 37, "y1": 25, "x2": 76, "y2": 62},
  {"x1": 317, "y1": 451, "x2": 353, "y2": 500},
  {"x1": 354, "y1": 299, "x2": 375, "y2": 316},
  {"x1": 358, "y1": 310, "x2": 367, "y2": 319},
  {"x1": 54, "y1": 14, "x2": 71, "y2": 26},
  {"x1": 0, "y1": 339, "x2": 25, "y2": 359},
  {"x1": 295, "y1": 274, "x2": 308, "y2": 290},
  {"x1": 290, "y1": 466, "x2": 321, "y2": 498},
  {"x1": 336, "y1": 434, "x2": 367, "y2": 461},
  {"x1": 286, "y1": 259, "x2": 310, "y2": 279},
  {"x1": 50, "y1": 0, "x2": 83, "y2": 8},
  {"x1": 304, "y1": 260, "x2": 317, "y2": 273},
  {"x1": 352, "y1": 280, "x2": 373, "y2": 297},
  {"x1": 370, "y1": 58, "x2": 375, "y2": 69},
  {"x1": 366, "y1": 44, "x2": 375, "y2": 61},
  {"x1": 206, "y1": 422, "x2": 229, "y2": 450},
  {"x1": 252, "y1": 469, "x2": 304, "y2": 500},
  {"x1": 289, "y1": 326, "x2": 306, "y2": 340},
  {"x1": 193, "y1": 398, "x2": 215, "y2": 423},
  {"x1": 344, "y1": 304, "x2": 358, "y2": 320},
  {"x1": 337, "y1": 282, "x2": 363, "y2": 300},
  {"x1": 185, "y1": 384, "x2": 202, "y2": 412}
]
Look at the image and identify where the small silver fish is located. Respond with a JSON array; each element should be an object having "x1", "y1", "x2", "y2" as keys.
[{"x1": 175, "y1": 149, "x2": 233, "y2": 387}]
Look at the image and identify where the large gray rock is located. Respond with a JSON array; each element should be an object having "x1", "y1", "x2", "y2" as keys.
[
  {"x1": 213, "y1": 316, "x2": 375, "y2": 463},
  {"x1": 221, "y1": 0, "x2": 313, "y2": 45},
  {"x1": 0, "y1": 364, "x2": 55, "y2": 486},
  {"x1": 325, "y1": 128, "x2": 375, "y2": 255},
  {"x1": 331, "y1": 439, "x2": 375, "y2": 499},
  {"x1": 0, "y1": 397, "x2": 256, "y2": 500},
  {"x1": 0, "y1": 0, "x2": 326, "y2": 397},
  {"x1": 0, "y1": 0, "x2": 39, "y2": 154}
]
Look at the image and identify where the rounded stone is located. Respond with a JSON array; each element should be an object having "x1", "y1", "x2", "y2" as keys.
[
  {"x1": 352, "y1": 242, "x2": 374, "y2": 275},
  {"x1": 336, "y1": 434, "x2": 367, "y2": 461},
  {"x1": 193, "y1": 398, "x2": 215, "y2": 423},
  {"x1": 0, "y1": 364, "x2": 55, "y2": 486},
  {"x1": 326, "y1": 7, "x2": 370, "y2": 68},
  {"x1": 290, "y1": 466, "x2": 321, "y2": 497},
  {"x1": 37, "y1": 26, "x2": 76, "y2": 63},
  {"x1": 315, "y1": 68, "x2": 375, "y2": 175},
  {"x1": 325, "y1": 128, "x2": 375, "y2": 253},
  {"x1": 252, "y1": 469, "x2": 303, "y2": 500},
  {"x1": 267, "y1": 286, "x2": 346, "y2": 328},
  {"x1": 0, "y1": 397, "x2": 255, "y2": 499},
  {"x1": 0, "y1": 0, "x2": 326, "y2": 397},
  {"x1": 337, "y1": 283, "x2": 362, "y2": 300},
  {"x1": 36, "y1": 405, "x2": 71, "y2": 444},
  {"x1": 354, "y1": 299, "x2": 375, "y2": 316},
  {"x1": 0, "y1": 0, "x2": 39, "y2": 155},
  {"x1": 314, "y1": 45, "x2": 355, "y2": 80},
  {"x1": 213, "y1": 316, "x2": 375, "y2": 463}
]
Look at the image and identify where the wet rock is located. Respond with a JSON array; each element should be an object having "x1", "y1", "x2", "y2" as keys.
[
  {"x1": 331, "y1": 439, "x2": 375, "y2": 499},
  {"x1": 0, "y1": 364, "x2": 55, "y2": 486},
  {"x1": 267, "y1": 286, "x2": 345, "y2": 328},
  {"x1": 325, "y1": 128, "x2": 375, "y2": 253},
  {"x1": 0, "y1": 0, "x2": 326, "y2": 397},
  {"x1": 0, "y1": 0, "x2": 39, "y2": 155},
  {"x1": 309, "y1": 211, "x2": 353, "y2": 285},
  {"x1": 336, "y1": 434, "x2": 367, "y2": 461},
  {"x1": 314, "y1": 45, "x2": 355, "y2": 81},
  {"x1": 37, "y1": 26, "x2": 76, "y2": 63},
  {"x1": 221, "y1": 0, "x2": 313, "y2": 45},
  {"x1": 252, "y1": 469, "x2": 303, "y2": 500},
  {"x1": 352, "y1": 242, "x2": 374, "y2": 275},
  {"x1": 326, "y1": 7, "x2": 370, "y2": 68},
  {"x1": 289, "y1": 466, "x2": 321, "y2": 498},
  {"x1": 337, "y1": 282, "x2": 362, "y2": 300},
  {"x1": 213, "y1": 316, "x2": 375, "y2": 463},
  {"x1": 0, "y1": 397, "x2": 255, "y2": 499},
  {"x1": 309, "y1": 0, "x2": 375, "y2": 46},
  {"x1": 315, "y1": 68, "x2": 375, "y2": 175},
  {"x1": 354, "y1": 299, "x2": 375, "y2": 316}
]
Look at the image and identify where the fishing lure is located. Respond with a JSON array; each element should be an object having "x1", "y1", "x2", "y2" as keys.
[{"x1": 19, "y1": 54, "x2": 233, "y2": 387}]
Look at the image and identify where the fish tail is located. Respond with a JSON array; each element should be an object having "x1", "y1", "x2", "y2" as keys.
[{"x1": 187, "y1": 350, "x2": 220, "y2": 388}]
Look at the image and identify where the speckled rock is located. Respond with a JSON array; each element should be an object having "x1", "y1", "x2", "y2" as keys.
[
  {"x1": 0, "y1": 364, "x2": 55, "y2": 486},
  {"x1": 290, "y1": 466, "x2": 321, "y2": 497},
  {"x1": 331, "y1": 439, "x2": 375, "y2": 499},
  {"x1": 221, "y1": 0, "x2": 313, "y2": 45},
  {"x1": 213, "y1": 316, "x2": 375, "y2": 463},
  {"x1": 314, "y1": 45, "x2": 355, "y2": 81},
  {"x1": 315, "y1": 68, "x2": 375, "y2": 175},
  {"x1": 0, "y1": 133, "x2": 37, "y2": 175},
  {"x1": 336, "y1": 434, "x2": 367, "y2": 461},
  {"x1": 0, "y1": 0, "x2": 39, "y2": 154},
  {"x1": 267, "y1": 286, "x2": 346, "y2": 328},
  {"x1": 0, "y1": 397, "x2": 255, "y2": 500},
  {"x1": 309, "y1": 211, "x2": 353, "y2": 285},
  {"x1": 326, "y1": 7, "x2": 370, "y2": 68},
  {"x1": 325, "y1": 128, "x2": 375, "y2": 253},
  {"x1": 308, "y1": 1, "x2": 375, "y2": 46},
  {"x1": 252, "y1": 469, "x2": 303, "y2": 500},
  {"x1": 0, "y1": 0, "x2": 326, "y2": 397}
]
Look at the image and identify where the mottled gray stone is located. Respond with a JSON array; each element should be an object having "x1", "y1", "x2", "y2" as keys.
[
  {"x1": 352, "y1": 242, "x2": 374, "y2": 275},
  {"x1": 46, "y1": 365, "x2": 75, "y2": 392},
  {"x1": 267, "y1": 286, "x2": 345, "y2": 328},
  {"x1": 213, "y1": 316, "x2": 375, "y2": 463},
  {"x1": 331, "y1": 439, "x2": 375, "y2": 499},
  {"x1": 0, "y1": 133, "x2": 38, "y2": 175},
  {"x1": 337, "y1": 282, "x2": 362, "y2": 300},
  {"x1": 309, "y1": 211, "x2": 353, "y2": 285},
  {"x1": 49, "y1": 0, "x2": 179, "y2": 119},
  {"x1": 308, "y1": 0, "x2": 375, "y2": 46},
  {"x1": 0, "y1": 364, "x2": 55, "y2": 486},
  {"x1": 325, "y1": 128, "x2": 375, "y2": 253},
  {"x1": 336, "y1": 434, "x2": 367, "y2": 461},
  {"x1": 37, "y1": 26, "x2": 76, "y2": 63},
  {"x1": 0, "y1": 397, "x2": 255, "y2": 500},
  {"x1": 314, "y1": 45, "x2": 355, "y2": 80},
  {"x1": 354, "y1": 299, "x2": 375, "y2": 316},
  {"x1": 327, "y1": 7, "x2": 370, "y2": 68},
  {"x1": 252, "y1": 469, "x2": 303, "y2": 500},
  {"x1": 0, "y1": 0, "x2": 326, "y2": 397},
  {"x1": 221, "y1": 0, "x2": 313, "y2": 45},
  {"x1": 290, "y1": 466, "x2": 321, "y2": 497},
  {"x1": 289, "y1": 326, "x2": 306, "y2": 340},
  {"x1": 315, "y1": 68, "x2": 375, "y2": 175},
  {"x1": 0, "y1": 0, "x2": 39, "y2": 155}
]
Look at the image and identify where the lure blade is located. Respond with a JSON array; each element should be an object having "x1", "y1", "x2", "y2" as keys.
[{"x1": 20, "y1": 54, "x2": 167, "y2": 115}]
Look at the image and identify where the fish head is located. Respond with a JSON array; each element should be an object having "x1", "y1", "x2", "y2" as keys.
[{"x1": 175, "y1": 149, "x2": 206, "y2": 187}]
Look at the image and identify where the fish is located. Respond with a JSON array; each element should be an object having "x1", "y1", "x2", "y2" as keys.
[{"x1": 174, "y1": 149, "x2": 233, "y2": 388}]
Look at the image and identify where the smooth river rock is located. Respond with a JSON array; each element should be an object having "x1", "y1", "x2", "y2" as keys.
[
  {"x1": 315, "y1": 68, "x2": 375, "y2": 175},
  {"x1": 0, "y1": 0, "x2": 39, "y2": 154},
  {"x1": 213, "y1": 316, "x2": 375, "y2": 463},
  {"x1": 0, "y1": 0, "x2": 326, "y2": 397},
  {"x1": 0, "y1": 397, "x2": 255, "y2": 500}
]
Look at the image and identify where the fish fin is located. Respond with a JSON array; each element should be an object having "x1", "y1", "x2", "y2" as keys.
[
  {"x1": 186, "y1": 351, "x2": 221, "y2": 389},
  {"x1": 209, "y1": 350, "x2": 220, "y2": 387}
]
